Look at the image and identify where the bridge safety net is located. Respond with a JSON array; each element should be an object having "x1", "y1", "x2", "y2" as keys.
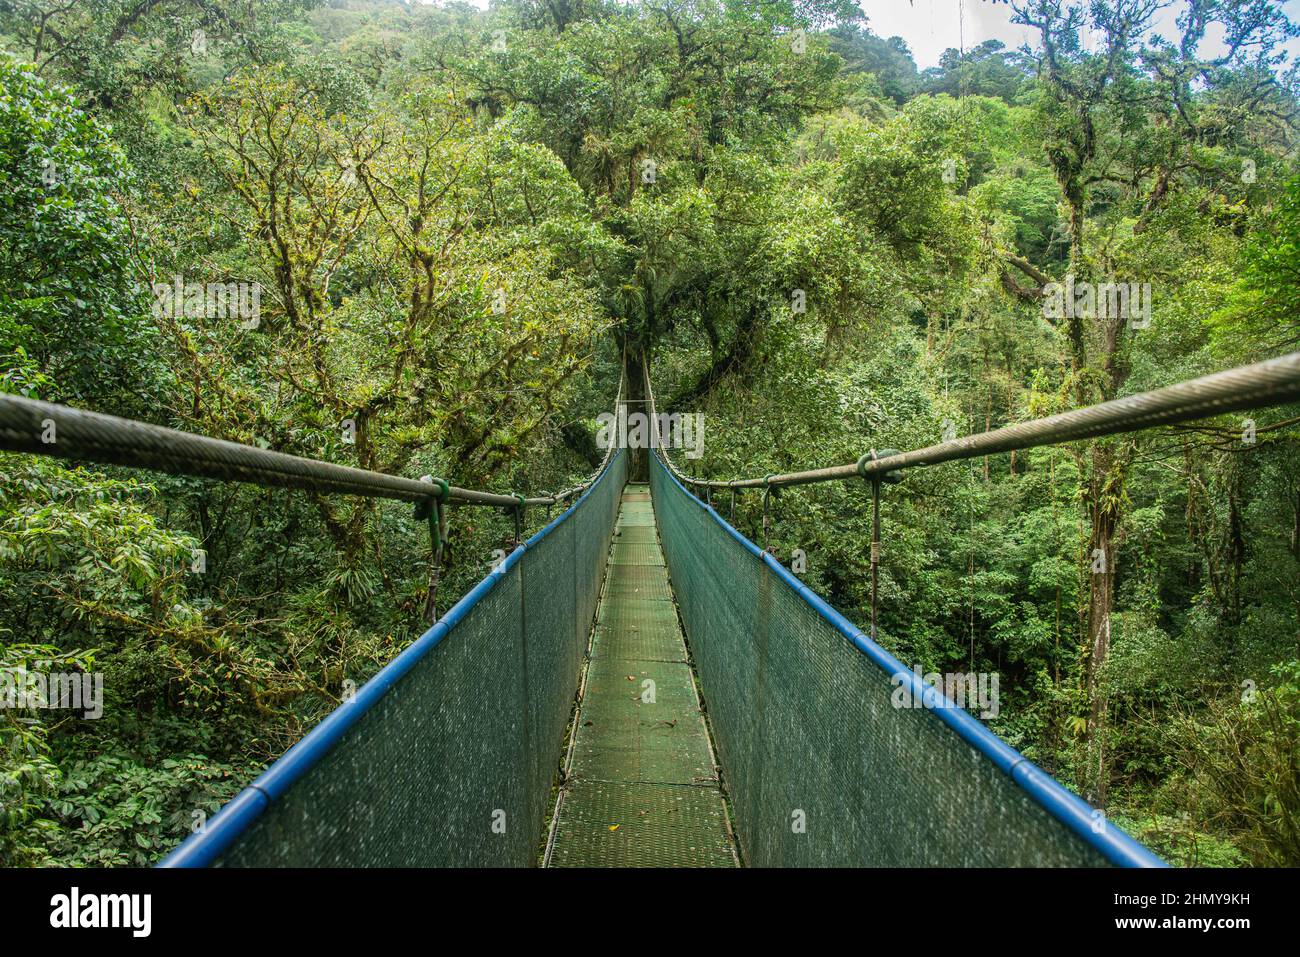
[
  {"x1": 162, "y1": 450, "x2": 627, "y2": 867},
  {"x1": 649, "y1": 452, "x2": 1162, "y2": 868}
]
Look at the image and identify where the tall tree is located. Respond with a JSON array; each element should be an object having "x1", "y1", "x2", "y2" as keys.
[{"x1": 1010, "y1": 0, "x2": 1297, "y2": 805}]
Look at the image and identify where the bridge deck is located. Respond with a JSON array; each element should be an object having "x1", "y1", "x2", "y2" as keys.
[{"x1": 546, "y1": 483, "x2": 738, "y2": 867}]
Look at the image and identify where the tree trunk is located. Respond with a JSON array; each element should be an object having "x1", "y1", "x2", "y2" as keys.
[
  {"x1": 1078, "y1": 421, "x2": 1133, "y2": 807},
  {"x1": 663, "y1": 304, "x2": 760, "y2": 411},
  {"x1": 626, "y1": 340, "x2": 648, "y2": 482},
  {"x1": 1083, "y1": 492, "x2": 1116, "y2": 807},
  {"x1": 1291, "y1": 480, "x2": 1300, "y2": 559}
]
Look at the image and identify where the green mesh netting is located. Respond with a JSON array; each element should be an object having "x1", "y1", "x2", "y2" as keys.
[
  {"x1": 650, "y1": 454, "x2": 1125, "y2": 867},
  {"x1": 212, "y1": 452, "x2": 627, "y2": 867}
]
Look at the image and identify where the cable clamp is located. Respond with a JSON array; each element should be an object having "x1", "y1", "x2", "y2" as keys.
[
  {"x1": 856, "y1": 449, "x2": 904, "y2": 484},
  {"x1": 414, "y1": 475, "x2": 450, "y2": 520}
]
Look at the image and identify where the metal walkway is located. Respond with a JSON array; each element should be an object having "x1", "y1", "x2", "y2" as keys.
[{"x1": 546, "y1": 483, "x2": 738, "y2": 867}]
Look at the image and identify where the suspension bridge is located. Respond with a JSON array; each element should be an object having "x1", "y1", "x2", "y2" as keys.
[{"x1": 4, "y1": 351, "x2": 1300, "y2": 867}]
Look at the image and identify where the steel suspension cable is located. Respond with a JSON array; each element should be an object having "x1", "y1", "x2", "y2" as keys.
[
  {"x1": 0, "y1": 368, "x2": 624, "y2": 509},
  {"x1": 647, "y1": 351, "x2": 1300, "y2": 490}
]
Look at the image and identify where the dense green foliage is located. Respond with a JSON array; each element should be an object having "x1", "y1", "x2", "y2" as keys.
[{"x1": 1, "y1": 0, "x2": 1297, "y2": 867}]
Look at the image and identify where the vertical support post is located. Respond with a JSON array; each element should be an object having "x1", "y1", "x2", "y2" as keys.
[
  {"x1": 571, "y1": 482, "x2": 581, "y2": 651},
  {"x1": 857, "y1": 448, "x2": 902, "y2": 644},
  {"x1": 512, "y1": 494, "x2": 526, "y2": 547},
  {"x1": 870, "y1": 474, "x2": 881, "y2": 643},
  {"x1": 762, "y1": 476, "x2": 774, "y2": 554},
  {"x1": 514, "y1": 497, "x2": 534, "y2": 839},
  {"x1": 729, "y1": 483, "x2": 736, "y2": 523},
  {"x1": 417, "y1": 476, "x2": 450, "y2": 624}
]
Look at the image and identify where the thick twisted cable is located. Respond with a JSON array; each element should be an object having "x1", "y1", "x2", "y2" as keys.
[
  {"x1": 0, "y1": 392, "x2": 521, "y2": 507},
  {"x1": 652, "y1": 351, "x2": 1300, "y2": 489}
]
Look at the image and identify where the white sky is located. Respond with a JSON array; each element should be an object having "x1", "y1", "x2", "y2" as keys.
[
  {"x1": 861, "y1": 0, "x2": 1033, "y2": 67},
  {"x1": 861, "y1": 0, "x2": 1300, "y2": 70},
  {"x1": 441, "y1": 0, "x2": 1300, "y2": 71}
]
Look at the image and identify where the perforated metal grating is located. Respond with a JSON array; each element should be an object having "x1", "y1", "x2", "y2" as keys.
[
  {"x1": 592, "y1": 599, "x2": 686, "y2": 663},
  {"x1": 602, "y1": 562, "x2": 672, "y2": 599},
  {"x1": 549, "y1": 782, "x2": 734, "y2": 867},
  {"x1": 548, "y1": 485, "x2": 737, "y2": 868}
]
